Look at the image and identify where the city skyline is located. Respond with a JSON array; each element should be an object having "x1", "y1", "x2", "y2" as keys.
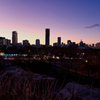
[
  {"x1": 0, "y1": 0, "x2": 100, "y2": 45},
  {"x1": 0, "y1": 29, "x2": 99, "y2": 47}
]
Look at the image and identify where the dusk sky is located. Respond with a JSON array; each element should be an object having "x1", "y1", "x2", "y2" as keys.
[{"x1": 0, "y1": 0, "x2": 100, "y2": 45}]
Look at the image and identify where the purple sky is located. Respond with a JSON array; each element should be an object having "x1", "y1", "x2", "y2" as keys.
[{"x1": 0, "y1": 0, "x2": 100, "y2": 45}]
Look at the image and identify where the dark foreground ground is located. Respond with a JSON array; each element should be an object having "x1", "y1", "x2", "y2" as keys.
[
  {"x1": 0, "y1": 59, "x2": 100, "y2": 100},
  {"x1": 0, "y1": 59, "x2": 100, "y2": 89}
]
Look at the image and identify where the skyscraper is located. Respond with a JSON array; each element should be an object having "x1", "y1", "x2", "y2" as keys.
[
  {"x1": 12, "y1": 31, "x2": 18, "y2": 44},
  {"x1": 58, "y1": 37, "x2": 61, "y2": 46},
  {"x1": 45, "y1": 28, "x2": 50, "y2": 46}
]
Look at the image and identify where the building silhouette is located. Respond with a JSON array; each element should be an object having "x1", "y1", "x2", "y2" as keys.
[
  {"x1": 23, "y1": 40, "x2": 29, "y2": 46},
  {"x1": 0, "y1": 37, "x2": 5, "y2": 46},
  {"x1": 53, "y1": 42, "x2": 58, "y2": 47},
  {"x1": 45, "y1": 28, "x2": 50, "y2": 46},
  {"x1": 67, "y1": 40, "x2": 72, "y2": 46},
  {"x1": 0, "y1": 37, "x2": 11, "y2": 46},
  {"x1": 7, "y1": 39, "x2": 11, "y2": 46},
  {"x1": 79, "y1": 40, "x2": 85, "y2": 47},
  {"x1": 96, "y1": 43, "x2": 100, "y2": 49},
  {"x1": 36, "y1": 39, "x2": 40, "y2": 46},
  {"x1": 67, "y1": 40, "x2": 71, "y2": 44},
  {"x1": 12, "y1": 31, "x2": 18, "y2": 44},
  {"x1": 58, "y1": 37, "x2": 61, "y2": 46}
]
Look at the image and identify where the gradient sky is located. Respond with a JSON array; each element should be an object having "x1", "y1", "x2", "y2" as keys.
[{"x1": 0, "y1": 0, "x2": 100, "y2": 45}]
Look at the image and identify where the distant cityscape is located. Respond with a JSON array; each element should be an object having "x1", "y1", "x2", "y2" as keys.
[{"x1": 0, "y1": 28, "x2": 100, "y2": 49}]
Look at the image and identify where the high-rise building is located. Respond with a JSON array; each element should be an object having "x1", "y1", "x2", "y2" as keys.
[
  {"x1": 67, "y1": 40, "x2": 71, "y2": 45},
  {"x1": 7, "y1": 39, "x2": 11, "y2": 46},
  {"x1": 23, "y1": 40, "x2": 29, "y2": 45},
  {"x1": 92, "y1": 44, "x2": 94, "y2": 47},
  {"x1": 0, "y1": 37, "x2": 11, "y2": 46},
  {"x1": 45, "y1": 28, "x2": 50, "y2": 46},
  {"x1": 36, "y1": 39, "x2": 40, "y2": 46},
  {"x1": 58, "y1": 37, "x2": 61, "y2": 46},
  {"x1": 53, "y1": 42, "x2": 58, "y2": 47},
  {"x1": 96, "y1": 43, "x2": 100, "y2": 49},
  {"x1": 12, "y1": 31, "x2": 17, "y2": 44},
  {"x1": 79, "y1": 40, "x2": 85, "y2": 47},
  {"x1": 0, "y1": 37, "x2": 5, "y2": 46}
]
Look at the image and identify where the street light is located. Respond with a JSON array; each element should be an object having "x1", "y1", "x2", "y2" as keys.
[{"x1": 85, "y1": 60, "x2": 88, "y2": 63}]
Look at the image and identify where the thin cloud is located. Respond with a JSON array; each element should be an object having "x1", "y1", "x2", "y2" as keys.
[{"x1": 85, "y1": 24, "x2": 100, "y2": 28}]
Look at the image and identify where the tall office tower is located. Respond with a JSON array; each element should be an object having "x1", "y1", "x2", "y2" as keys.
[
  {"x1": 45, "y1": 28, "x2": 50, "y2": 46},
  {"x1": 36, "y1": 39, "x2": 40, "y2": 46},
  {"x1": 58, "y1": 37, "x2": 61, "y2": 46},
  {"x1": 12, "y1": 31, "x2": 18, "y2": 44}
]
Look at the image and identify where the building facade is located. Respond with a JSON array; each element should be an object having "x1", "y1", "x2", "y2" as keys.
[
  {"x1": 7, "y1": 39, "x2": 11, "y2": 46},
  {"x1": 0, "y1": 37, "x2": 5, "y2": 46},
  {"x1": 36, "y1": 39, "x2": 40, "y2": 46},
  {"x1": 12, "y1": 31, "x2": 17, "y2": 44},
  {"x1": 23, "y1": 40, "x2": 29, "y2": 46},
  {"x1": 0, "y1": 37, "x2": 11, "y2": 46},
  {"x1": 45, "y1": 28, "x2": 50, "y2": 46},
  {"x1": 58, "y1": 37, "x2": 61, "y2": 46},
  {"x1": 79, "y1": 40, "x2": 85, "y2": 47},
  {"x1": 96, "y1": 43, "x2": 100, "y2": 49}
]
